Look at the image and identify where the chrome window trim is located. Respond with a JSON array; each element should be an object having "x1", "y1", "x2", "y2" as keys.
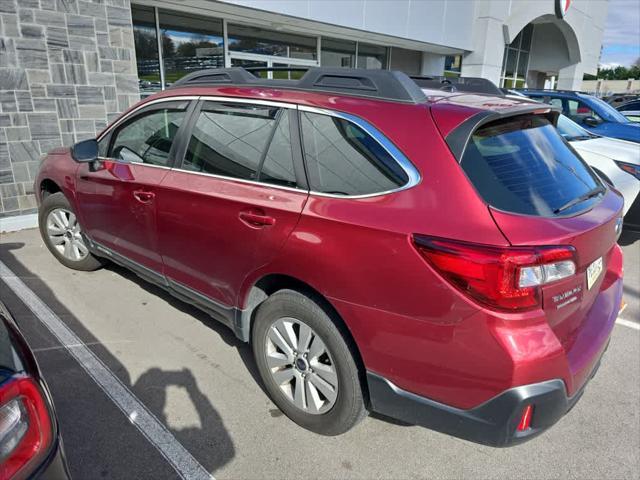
[
  {"x1": 297, "y1": 105, "x2": 421, "y2": 199},
  {"x1": 170, "y1": 167, "x2": 306, "y2": 193}
]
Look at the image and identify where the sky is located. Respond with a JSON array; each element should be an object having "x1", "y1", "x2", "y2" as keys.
[{"x1": 600, "y1": 0, "x2": 640, "y2": 68}]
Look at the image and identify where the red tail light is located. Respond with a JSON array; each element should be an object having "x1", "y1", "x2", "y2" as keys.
[
  {"x1": 413, "y1": 235, "x2": 576, "y2": 311},
  {"x1": 0, "y1": 376, "x2": 53, "y2": 480}
]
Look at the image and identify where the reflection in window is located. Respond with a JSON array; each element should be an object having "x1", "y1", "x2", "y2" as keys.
[
  {"x1": 132, "y1": 5, "x2": 161, "y2": 95},
  {"x1": 260, "y1": 113, "x2": 297, "y2": 188},
  {"x1": 158, "y1": 10, "x2": 224, "y2": 87},
  {"x1": 183, "y1": 102, "x2": 281, "y2": 181},
  {"x1": 321, "y1": 38, "x2": 356, "y2": 68},
  {"x1": 444, "y1": 55, "x2": 462, "y2": 78},
  {"x1": 357, "y1": 43, "x2": 388, "y2": 70},
  {"x1": 300, "y1": 112, "x2": 408, "y2": 196},
  {"x1": 228, "y1": 24, "x2": 317, "y2": 60},
  {"x1": 109, "y1": 107, "x2": 186, "y2": 166}
]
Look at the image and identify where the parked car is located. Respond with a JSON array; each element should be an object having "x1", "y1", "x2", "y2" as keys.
[
  {"x1": 604, "y1": 93, "x2": 639, "y2": 109},
  {"x1": 556, "y1": 114, "x2": 640, "y2": 229},
  {"x1": 35, "y1": 67, "x2": 624, "y2": 446},
  {"x1": 616, "y1": 99, "x2": 640, "y2": 123},
  {"x1": 0, "y1": 302, "x2": 70, "y2": 479},
  {"x1": 519, "y1": 89, "x2": 640, "y2": 143}
]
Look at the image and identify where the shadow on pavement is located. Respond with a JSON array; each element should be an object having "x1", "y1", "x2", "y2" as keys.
[
  {"x1": 0, "y1": 241, "x2": 235, "y2": 479},
  {"x1": 619, "y1": 228, "x2": 639, "y2": 247}
]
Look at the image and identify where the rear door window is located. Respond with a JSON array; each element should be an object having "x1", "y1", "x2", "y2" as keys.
[
  {"x1": 460, "y1": 115, "x2": 603, "y2": 217},
  {"x1": 300, "y1": 111, "x2": 408, "y2": 196},
  {"x1": 182, "y1": 101, "x2": 298, "y2": 187}
]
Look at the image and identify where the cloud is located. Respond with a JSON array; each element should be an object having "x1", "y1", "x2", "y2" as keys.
[{"x1": 600, "y1": 0, "x2": 640, "y2": 66}]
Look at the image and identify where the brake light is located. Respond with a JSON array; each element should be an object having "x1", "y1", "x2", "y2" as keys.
[
  {"x1": 0, "y1": 376, "x2": 53, "y2": 480},
  {"x1": 412, "y1": 235, "x2": 576, "y2": 311}
]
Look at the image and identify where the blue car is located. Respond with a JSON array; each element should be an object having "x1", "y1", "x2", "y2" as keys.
[{"x1": 519, "y1": 89, "x2": 640, "y2": 143}]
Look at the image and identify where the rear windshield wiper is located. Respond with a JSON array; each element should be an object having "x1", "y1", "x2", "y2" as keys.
[{"x1": 553, "y1": 186, "x2": 605, "y2": 214}]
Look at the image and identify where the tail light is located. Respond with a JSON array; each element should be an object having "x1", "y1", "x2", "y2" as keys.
[
  {"x1": 413, "y1": 235, "x2": 576, "y2": 311},
  {"x1": 0, "y1": 376, "x2": 53, "y2": 480}
]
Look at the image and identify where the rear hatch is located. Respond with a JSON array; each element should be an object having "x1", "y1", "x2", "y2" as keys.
[{"x1": 456, "y1": 112, "x2": 624, "y2": 389}]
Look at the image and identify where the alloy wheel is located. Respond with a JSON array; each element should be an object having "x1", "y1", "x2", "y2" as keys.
[
  {"x1": 46, "y1": 208, "x2": 89, "y2": 262},
  {"x1": 265, "y1": 317, "x2": 338, "y2": 414}
]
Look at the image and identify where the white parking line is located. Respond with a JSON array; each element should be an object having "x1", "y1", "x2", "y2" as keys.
[
  {"x1": 0, "y1": 260, "x2": 214, "y2": 480},
  {"x1": 617, "y1": 317, "x2": 640, "y2": 331}
]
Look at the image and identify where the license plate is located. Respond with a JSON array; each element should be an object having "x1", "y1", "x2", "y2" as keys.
[{"x1": 586, "y1": 257, "x2": 603, "y2": 290}]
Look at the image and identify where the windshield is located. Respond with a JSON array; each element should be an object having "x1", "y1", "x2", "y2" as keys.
[
  {"x1": 557, "y1": 115, "x2": 594, "y2": 141},
  {"x1": 461, "y1": 115, "x2": 603, "y2": 217},
  {"x1": 587, "y1": 95, "x2": 630, "y2": 123}
]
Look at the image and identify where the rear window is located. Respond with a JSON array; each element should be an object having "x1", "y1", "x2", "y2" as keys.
[{"x1": 460, "y1": 115, "x2": 602, "y2": 216}]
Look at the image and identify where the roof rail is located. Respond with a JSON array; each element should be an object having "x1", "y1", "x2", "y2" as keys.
[
  {"x1": 411, "y1": 76, "x2": 504, "y2": 96},
  {"x1": 169, "y1": 67, "x2": 428, "y2": 104},
  {"x1": 515, "y1": 88, "x2": 590, "y2": 95}
]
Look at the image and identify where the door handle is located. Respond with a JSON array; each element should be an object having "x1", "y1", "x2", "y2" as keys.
[
  {"x1": 133, "y1": 190, "x2": 155, "y2": 204},
  {"x1": 238, "y1": 210, "x2": 276, "y2": 228}
]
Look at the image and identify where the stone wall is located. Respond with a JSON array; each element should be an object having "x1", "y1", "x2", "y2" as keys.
[{"x1": 0, "y1": 0, "x2": 139, "y2": 218}]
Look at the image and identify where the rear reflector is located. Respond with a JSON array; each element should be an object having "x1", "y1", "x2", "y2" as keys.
[
  {"x1": 0, "y1": 376, "x2": 53, "y2": 480},
  {"x1": 517, "y1": 405, "x2": 534, "y2": 431},
  {"x1": 412, "y1": 235, "x2": 576, "y2": 311}
]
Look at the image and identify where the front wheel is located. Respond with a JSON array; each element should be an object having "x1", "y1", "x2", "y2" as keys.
[
  {"x1": 252, "y1": 289, "x2": 367, "y2": 435},
  {"x1": 39, "y1": 192, "x2": 103, "y2": 271}
]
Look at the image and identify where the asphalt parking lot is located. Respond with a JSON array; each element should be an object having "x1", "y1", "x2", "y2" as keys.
[{"x1": 0, "y1": 227, "x2": 638, "y2": 480}]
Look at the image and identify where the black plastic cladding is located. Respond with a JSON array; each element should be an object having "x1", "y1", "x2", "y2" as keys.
[
  {"x1": 411, "y1": 75, "x2": 504, "y2": 96},
  {"x1": 169, "y1": 67, "x2": 428, "y2": 104}
]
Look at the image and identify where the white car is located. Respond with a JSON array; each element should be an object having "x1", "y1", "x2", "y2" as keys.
[{"x1": 557, "y1": 115, "x2": 640, "y2": 229}]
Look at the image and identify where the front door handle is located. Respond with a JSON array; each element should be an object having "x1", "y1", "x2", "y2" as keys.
[
  {"x1": 238, "y1": 210, "x2": 276, "y2": 228},
  {"x1": 133, "y1": 190, "x2": 155, "y2": 204}
]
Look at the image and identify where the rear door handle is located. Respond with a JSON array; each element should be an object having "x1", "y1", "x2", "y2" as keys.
[
  {"x1": 133, "y1": 190, "x2": 155, "y2": 204},
  {"x1": 238, "y1": 210, "x2": 276, "y2": 228}
]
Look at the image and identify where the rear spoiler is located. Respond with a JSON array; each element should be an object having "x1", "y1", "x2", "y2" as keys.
[{"x1": 445, "y1": 104, "x2": 562, "y2": 162}]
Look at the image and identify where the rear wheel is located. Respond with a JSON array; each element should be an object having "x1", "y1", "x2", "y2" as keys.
[
  {"x1": 39, "y1": 192, "x2": 103, "y2": 271},
  {"x1": 252, "y1": 289, "x2": 367, "y2": 435}
]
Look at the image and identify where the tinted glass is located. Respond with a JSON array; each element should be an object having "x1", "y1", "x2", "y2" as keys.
[
  {"x1": 567, "y1": 99, "x2": 601, "y2": 123},
  {"x1": 132, "y1": 5, "x2": 161, "y2": 95},
  {"x1": 321, "y1": 38, "x2": 356, "y2": 68},
  {"x1": 159, "y1": 9, "x2": 224, "y2": 86},
  {"x1": 357, "y1": 43, "x2": 388, "y2": 70},
  {"x1": 619, "y1": 100, "x2": 640, "y2": 111},
  {"x1": 300, "y1": 111, "x2": 408, "y2": 196},
  {"x1": 183, "y1": 102, "x2": 281, "y2": 181},
  {"x1": 557, "y1": 115, "x2": 593, "y2": 141},
  {"x1": 259, "y1": 113, "x2": 297, "y2": 188},
  {"x1": 461, "y1": 115, "x2": 602, "y2": 217},
  {"x1": 228, "y1": 24, "x2": 316, "y2": 60},
  {"x1": 109, "y1": 106, "x2": 186, "y2": 166},
  {"x1": 587, "y1": 96, "x2": 630, "y2": 123}
]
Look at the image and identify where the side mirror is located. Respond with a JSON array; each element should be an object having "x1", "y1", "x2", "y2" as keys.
[
  {"x1": 71, "y1": 139, "x2": 98, "y2": 163},
  {"x1": 582, "y1": 116, "x2": 601, "y2": 127}
]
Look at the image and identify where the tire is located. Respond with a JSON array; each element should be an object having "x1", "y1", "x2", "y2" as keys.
[
  {"x1": 38, "y1": 192, "x2": 103, "y2": 271},
  {"x1": 252, "y1": 289, "x2": 367, "y2": 435}
]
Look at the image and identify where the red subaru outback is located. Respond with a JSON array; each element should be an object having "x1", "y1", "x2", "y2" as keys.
[{"x1": 35, "y1": 68, "x2": 624, "y2": 446}]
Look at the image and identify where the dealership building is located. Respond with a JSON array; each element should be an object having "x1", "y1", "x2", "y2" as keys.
[{"x1": 0, "y1": 0, "x2": 609, "y2": 222}]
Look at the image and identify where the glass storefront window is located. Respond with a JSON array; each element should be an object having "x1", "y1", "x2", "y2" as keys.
[
  {"x1": 500, "y1": 24, "x2": 533, "y2": 88},
  {"x1": 132, "y1": 5, "x2": 161, "y2": 95},
  {"x1": 321, "y1": 38, "x2": 356, "y2": 68},
  {"x1": 228, "y1": 24, "x2": 317, "y2": 60},
  {"x1": 444, "y1": 55, "x2": 462, "y2": 77},
  {"x1": 357, "y1": 43, "x2": 388, "y2": 69},
  {"x1": 158, "y1": 10, "x2": 224, "y2": 87}
]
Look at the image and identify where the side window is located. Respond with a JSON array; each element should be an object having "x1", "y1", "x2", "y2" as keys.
[
  {"x1": 300, "y1": 111, "x2": 409, "y2": 196},
  {"x1": 109, "y1": 105, "x2": 186, "y2": 166},
  {"x1": 183, "y1": 102, "x2": 290, "y2": 182},
  {"x1": 567, "y1": 100, "x2": 601, "y2": 124},
  {"x1": 259, "y1": 113, "x2": 297, "y2": 188},
  {"x1": 548, "y1": 98, "x2": 563, "y2": 110}
]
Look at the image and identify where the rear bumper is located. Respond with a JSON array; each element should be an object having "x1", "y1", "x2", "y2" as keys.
[{"x1": 367, "y1": 343, "x2": 607, "y2": 447}]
